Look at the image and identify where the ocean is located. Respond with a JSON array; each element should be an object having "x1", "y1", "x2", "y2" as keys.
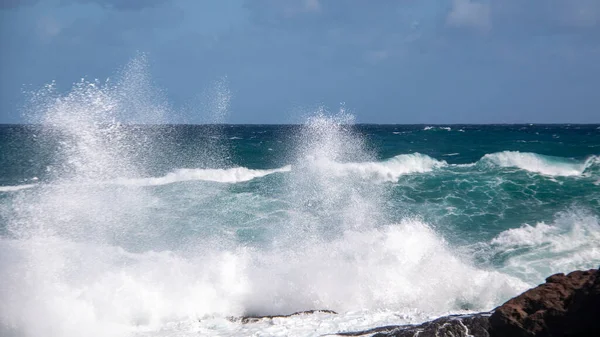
[{"x1": 0, "y1": 65, "x2": 599, "y2": 337}]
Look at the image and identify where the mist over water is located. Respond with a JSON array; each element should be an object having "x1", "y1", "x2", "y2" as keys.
[{"x1": 1, "y1": 59, "x2": 599, "y2": 337}]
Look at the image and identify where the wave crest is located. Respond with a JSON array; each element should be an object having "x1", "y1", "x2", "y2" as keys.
[
  {"x1": 118, "y1": 166, "x2": 291, "y2": 186},
  {"x1": 490, "y1": 211, "x2": 600, "y2": 281},
  {"x1": 0, "y1": 184, "x2": 37, "y2": 192},
  {"x1": 479, "y1": 151, "x2": 597, "y2": 177},
  {"x1": 302, "y1": 153, "x2": 447, "y2": 182}
]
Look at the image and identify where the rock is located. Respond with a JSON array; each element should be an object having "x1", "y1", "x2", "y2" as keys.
[
  {"x1": 226, "y1": 269, "x2": 599, "y2": 337},
  {"x1": 337, "y1": 313, "x2": 492, "y2": 337},
  {"x1": 228, "y1": 309, "x2": 338, "y2": 324},
  {"x1": 335, "y1": 268, "x2": 600, "y2": 337},
  {"x1": 489, "y1": 268, "x2": 600, "y2": 337}
]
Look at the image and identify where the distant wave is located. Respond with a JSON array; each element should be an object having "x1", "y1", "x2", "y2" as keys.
[
  {"x1": 117, "y1": 166, "x2": 291, "y2": 186},
  {"x1": 423, "y1": 126, "x2": 451, "y2": 131},
  {"x1": 478, "y1": 151, "x2": 599, "y2": 177},
  {"x1": 0, "y1": 184, "x2": 37, "y2": 192},
  {"x1": 3, "y1": 152, "x2": 597, "y2": 191},
  {"x1": 302, "y1": 153, "x2": 447, "y2": 182}
]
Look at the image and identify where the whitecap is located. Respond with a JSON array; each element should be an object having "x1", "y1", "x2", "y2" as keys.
[
  {"x1": 490, "y1": 211, "x2": 600, "y2": 282},
  {"x1": 115, "y1": 166, "x2": 292, "y2": 186},
  {"x1": 0, "y1": 184, "x2": 37, "y2": 192},
  {"x1": 479, "y1": 151, "x2": 597, "y2": 177},
  {"x1": 300, "y1": 153, "x2": 447, "y2": 183}
]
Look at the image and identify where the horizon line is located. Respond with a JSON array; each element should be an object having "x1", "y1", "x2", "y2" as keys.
[{"x1": 1, "y1": 122, "x2": 600, "y2": 126}]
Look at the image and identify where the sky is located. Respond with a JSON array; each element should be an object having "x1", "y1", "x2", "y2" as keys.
[{"x1": 1, "y1": 0, "x2": 600, "y2": 124}]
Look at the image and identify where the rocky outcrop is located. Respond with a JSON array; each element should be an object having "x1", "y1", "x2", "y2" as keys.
[
  {"x1": 337, "y1": 313, "x2": 492, "y2": 337},
  {"x1": 228, "y1": 309, "x2": 338, "y2": 324},
  {"x1": 488, "y1": 268, "x2": 600, "y2": 337},
  {"x1": 349, "y1": 268, "x2": 600, "y2": 337},
  {"x1": 228, "y1": 269, "x2": 599, "y2": 337}
]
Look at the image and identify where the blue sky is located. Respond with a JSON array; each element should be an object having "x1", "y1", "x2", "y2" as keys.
[{"x1": 1, "y1": 0, "x2": 599, "y2": 123}]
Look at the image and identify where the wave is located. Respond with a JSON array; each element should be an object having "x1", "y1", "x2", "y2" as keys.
[
  {"x1": 489, "y1": 211, "x2": 600, "y2": 282},
  {"x1": 3, "y1": 151, "x2": 596, "y2": 191},
  {"x1": 301, "y1": 153, "x2": 447, "y2": 182},
  {"x1": 116, "y1": 166, "x2": 292, "y2": 186},
  {"x1": 0, "y1": 220, "x2": 528, "y2": 337},
  {"x1": 423, "y1": 126, "x2": 451, "y2": 131},
  {"x1": 0, "y1": 184, "x2": 37, "y2": 192},
  {"x1": 478, "y1": 151, "x2": 599, "y2": 177}
]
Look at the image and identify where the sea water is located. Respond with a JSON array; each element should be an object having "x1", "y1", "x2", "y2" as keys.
[{"x1": 1, "y1": 58, "x2": 599, "y2": 337}]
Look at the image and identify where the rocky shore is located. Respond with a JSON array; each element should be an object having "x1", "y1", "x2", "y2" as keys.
[{"x1": 232, "y1": 268, "x2": 599, "y2": 337}]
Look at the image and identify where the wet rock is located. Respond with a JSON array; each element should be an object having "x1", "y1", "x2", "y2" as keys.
[
  {"x1": 336, "y1": 313, "x2": 491, "y2": 337},
  {"x1": 228, "y1": 309, "x2": 338, "y2": 324},
  {"x1": 489, "y1": 268, "x2": 600, "y2": 337},
  {"x1": 226, "y1": 269, "x2": 599, "y2": 337},
  {"x1": 339, "y1": 268, "x2": 600, "y2": 337}
]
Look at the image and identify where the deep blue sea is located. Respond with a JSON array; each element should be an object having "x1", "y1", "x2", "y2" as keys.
[{"x1": 1, "y1": 68, "x2": 599, "y2": 337}]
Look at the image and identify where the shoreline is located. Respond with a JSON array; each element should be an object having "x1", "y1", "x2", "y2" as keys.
[{"x1": 230, "y1": 268, "x2": 599, "y2": 337}]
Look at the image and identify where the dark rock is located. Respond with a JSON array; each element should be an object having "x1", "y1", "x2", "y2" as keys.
[
  {"x1": 334, "y1": 269, "x2": 600, "y2": 337},
  {"x1": 225, "y1": 269, "x2": 599, "y2": 337},
  {"x1": 489, "y1": 268, "x2": 600, "y2": 337},
  {"x1": 228, "y1": 309, "x2": 338, "y2": 324},
  {"x1": 336, "y1": 313, "x2": 492, "y2": 337}
]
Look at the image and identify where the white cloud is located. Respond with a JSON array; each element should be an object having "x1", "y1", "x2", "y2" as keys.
[{"x1": 447, "y1": 0, "x2": 491, "y2": 31}]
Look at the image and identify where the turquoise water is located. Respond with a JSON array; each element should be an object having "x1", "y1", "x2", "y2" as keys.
[
  {"x1": 0, "y1": 62, "x2": 599, "y2": 337},
  {"x1": 2, "y1": 123, "x2": 598, "y2": 248}
]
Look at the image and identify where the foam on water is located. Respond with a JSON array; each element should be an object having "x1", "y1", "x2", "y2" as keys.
[
  {"x1": 1, "y1": 60, "x2": 597, "y2": 337},
  {"x1": 423, "y1": 126, "x2": 451, "y2": 131},
  {"x1": 0, "y1": 184, "x2": 37, "y2": 192},
  {"x1": 112, "y1": 151, "x2": 444, "y2": 186},
  {"x1": 300, "y1": 153, "x2": 446, "y2": 183},
  {"x1": 0, "y1": 220, "x2": 528, "y2": 337},
  {"x1": 115, "y1": 166, "x2": 291, "y2": 186},
  {"x1": 480, "y1": 151, "x2": 596, "y2": 177},
  {"x1": 489, "y1": 210, "x2": 600, "y2": 282}
]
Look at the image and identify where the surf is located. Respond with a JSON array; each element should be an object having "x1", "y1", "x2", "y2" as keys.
[{"x1": 1, "y1": 58, "x2": 599, "y2": 337}]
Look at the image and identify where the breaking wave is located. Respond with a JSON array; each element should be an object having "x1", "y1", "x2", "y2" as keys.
[
  {"x1": 0, "y1": 220, "x2": 529, "y2": 337},
  {"x1": 479, "y1": 151, "x2": 599, "y2": 177},
  {"x1": 298, "y1": 153, "x2": 447, "y2": 183},
  {"x1": 1, "y1": 57, "x2": 598, "y2": 337},
  {"x1": 0, "y1": 184, "x2": 37, "y2": 193},
  {"x1": 489, "y1": 211, "x2": 600, "y2": 282},
  {"x1": 116, "y1": 166, "x2": 291, "y2": 186}
]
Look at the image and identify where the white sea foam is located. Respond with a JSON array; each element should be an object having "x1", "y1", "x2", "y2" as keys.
[
  {"x1": 3, "y1": 58, "x2": 596, "y2": 337},
  {"x1": 480, "y1": 151, "x2": 597, "y2": 177},
  {"x1": 117, "y1": 166, "x2": 291, "y2": 186},
  {"x1": 423, "y1": 126, "x2": 451, "y2": 131},
  {"x1": 0, "y1": 184, "x2": 37, "y2": 192},
  {"x1": 301, "y1": 153, "x2": 446, "y2": 183},
  {"x1": 0, "y1": 220, "x2": 528, "y2": 337},
  {"x1": 490, "y1": 211, "x2": 600, "y2": 282}
]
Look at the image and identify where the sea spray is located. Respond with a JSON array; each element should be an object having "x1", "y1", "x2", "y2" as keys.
[
  {"x1": 179, "y1": 76, "x2": 233, "y2": 169},
  {"x1": 489, "y1": 210, "x2": 600, "y2": 281},
  {"x1": 1, "y1": 60, "x2": 598, "y2": 337}
]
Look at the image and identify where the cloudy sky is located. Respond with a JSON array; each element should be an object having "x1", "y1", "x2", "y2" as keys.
[{"x1": 1, "y1": 0, "x2": 599, "y2": 123}]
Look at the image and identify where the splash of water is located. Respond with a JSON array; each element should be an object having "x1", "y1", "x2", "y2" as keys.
[
  {"x1": 0, "y1": 62, "x2": 531, "y2": 337},
  {"x1": 283, "y1": 109, "x2": 384, "y2": 240}
]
